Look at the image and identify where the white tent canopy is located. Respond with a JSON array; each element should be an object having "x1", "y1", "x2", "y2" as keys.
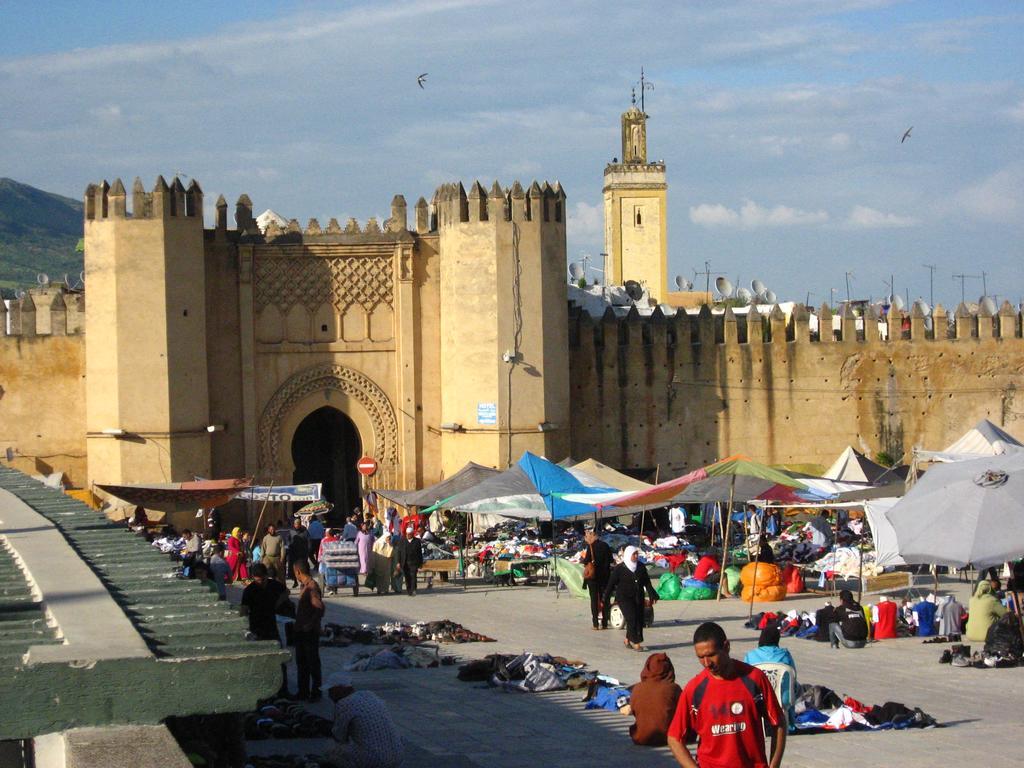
[
  {"x1": 916, "y1": 419, "x2": 1024, "y2": 463},
  {"x1": 862, "y1": 498, "x2": 905, "y2": 568},
  {"x1": 823, "y1": 446, "x2": 889, "y2": 484}
]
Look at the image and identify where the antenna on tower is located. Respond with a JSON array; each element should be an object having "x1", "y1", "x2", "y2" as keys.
[{"x1": 636, "y1": 67, "x2": 654, "y2": 113}]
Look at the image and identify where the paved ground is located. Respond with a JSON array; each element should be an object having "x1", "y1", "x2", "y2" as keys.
[{"x1": 237, "y1": 576, "x2": 1024, "y2": 767}]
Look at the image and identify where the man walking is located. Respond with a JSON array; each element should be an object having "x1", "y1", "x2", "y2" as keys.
[
  {"x1": 580, "y1": 528, "x2": 612, "y2": 630},
  {"x1": 392, "y1": 525, "x2": 423, "y2": 596},
  {"x1": 667, "y1": 621, "x2": 786, "y2": 768}
]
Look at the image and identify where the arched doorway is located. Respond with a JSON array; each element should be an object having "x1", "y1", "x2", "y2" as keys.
[{"x1": 291, "y1": 406, "x2": 362, "y2": 515}]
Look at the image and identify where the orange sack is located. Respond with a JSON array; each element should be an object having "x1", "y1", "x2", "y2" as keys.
[{"x1": 740, "y1": 562, "x2": 788, "y2": 603}]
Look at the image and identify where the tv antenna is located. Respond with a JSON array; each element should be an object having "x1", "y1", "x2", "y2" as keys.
[
  {"x1": 636, "y1": 67, "x2": 654, "y2": 113},
  {"x1": 844, "y1": 271, "x2": 855, "y2": 303},
  {"x1": 695, "y1": 261, "x2": 725, "y2": 296},
  {"x1": 922, "y1": 264, "x2": 936, "y2": 307},
  {"x1": 952, "y1": 272, "x2": 980, "y2": 305}
]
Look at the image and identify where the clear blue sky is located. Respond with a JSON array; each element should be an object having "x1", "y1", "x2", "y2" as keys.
[{"x1": 2, "y1": 0, "x2": 1021, "y2": 307}]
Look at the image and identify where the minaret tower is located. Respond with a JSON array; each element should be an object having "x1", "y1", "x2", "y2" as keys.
[{"x1": 603, "y1": 89, "x2": 668, "y2": 301}]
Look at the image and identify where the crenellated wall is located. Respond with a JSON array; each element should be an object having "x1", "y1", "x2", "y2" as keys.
[{"x1": 568, "y1": 300, "x2": 1024, "y2": 477}]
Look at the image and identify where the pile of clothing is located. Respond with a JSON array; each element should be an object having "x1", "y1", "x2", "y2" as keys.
[
  {"x1": 321, "y1": 619, "x2": 494, "y2": 647},
  {"x1": 791, "y1": 685, "x2": 937, "y2": 732},
  {"x1": 343, "y1": 644, "x2": 451, "y2": 671},
  {"x1": 242, "y1": 698, "x2": 333, "y2": 740},
  {"x1": 811, "y1": 546, "x2": 878, "y2": 579},
  {"x1": 457, "y1": 652, "x2": 591, "y2": 693},
  {"x1": 151, "y1": 534, "x2": 184, "y2": 554},
  {"x1": 421, "y1": 540, "x2": 454, "y2": 562}
]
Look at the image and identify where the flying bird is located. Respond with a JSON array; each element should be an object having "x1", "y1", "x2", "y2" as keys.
[
  {"x1": 901, "y1": 126, "x2": 913, "y2": 144},
  {"x1": 417, "y1": 73, "x2": 428, "y2": 89}
]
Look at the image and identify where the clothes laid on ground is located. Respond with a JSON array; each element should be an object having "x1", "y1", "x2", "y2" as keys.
[
  {"x1": 628, "y1": 653, "x2": 682, "y2": 747},
  {"x1": 457, "y1": 652, "x2": 590, "y2": 693},
  {"x1": 791, "y1": 689, "x2": 937, "y2": 732},
  {"x1": 343, "y1": 644, "x2": 446, "y2": 671},
  {"x1": 321, "y1": 619, "x2": 494, "y2": 647}
]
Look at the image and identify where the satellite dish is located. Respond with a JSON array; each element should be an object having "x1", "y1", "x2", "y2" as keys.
[
  {"x1": 736, "y1": 287, "x2": 753, "y2": 303},
  {"x1": 674, "y1": 275, "x2": 685, "y2": 290},
  {"x1": 63, "y1": 273, "x2": 72, "y2": 287},
  {"x1": 569, "y1": 262, "x2": 584, "y2": 280},
  {"x1": 764, "y1": 290, "x2": 778, "y2": 304},
  {"x1": 892, "y1": 294, "x2": 905, "y2": 311},
  {"x1": 715, "y1": 276, "x2": 734, "y2": 298},
  {"x1": 36, "y1": 273, "x2": 49, "y2": 286},
  {"x1": 751, "y1": 278, "x2": 766, "y2": 295},
  {"x1": 980, "y1": 296, "x2": 997, "y2": 315},
  {"x1": 681, "y1": 278, "x2": 693, "y2": 290},
  {"x1": 624, "y1": 280, "x2": 644, "y2": 302},
  {"x1": 15, "y1": 289, "x2": 26, "y2": 300},
  {"x1": 79, "y1": 271, "x2": 86, "y2": 285},
  {"x1": 913, "y1": 299, "x2": 932, "y2": 317}
]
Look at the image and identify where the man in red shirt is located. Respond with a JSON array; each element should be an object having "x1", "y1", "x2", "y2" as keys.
[
  {"x1": 668, "y1": 622, "x2": 786, "y2": 768},
  {"x1": 693, "y1": 552, "x2": 721, "y2": 583}
]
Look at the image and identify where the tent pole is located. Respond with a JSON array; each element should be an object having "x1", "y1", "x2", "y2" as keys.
[
  {"x1": 857, "y1": 544, "x2": 864, "y2": 604},
  {"x1": 830, "y1": 509, "x2": 839, "y2": 597},
  {"x1": 460, "y1": 511, "x2": 467, "y2": 592},
  {"x1": 717, "y1": 475, "x2": 736, "y2": 602},
  {"x1": 748, "y1": 544, "x2": 761, "y2": 619}
]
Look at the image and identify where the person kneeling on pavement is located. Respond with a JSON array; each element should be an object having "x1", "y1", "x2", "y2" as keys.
[
  {"x1": 326, "y1": 672, "x2": 404, "y2": 768},
  {"x1": 829, "y1": 590, "x2": 868, "y2": 649}
]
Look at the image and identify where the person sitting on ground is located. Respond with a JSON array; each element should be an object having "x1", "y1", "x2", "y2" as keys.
[
  {"x1": 966, "y1": 579, "x2": 1008, "y2": 642},
  {"x1": 208, "y1": 543, "x2": 232, "y2": 600},
  {"x1": 667, "y1": 622, "x2": 786, "y2": 768},
  {"x1": 692, "y1": 551, "x2": 721, "y2": 583},
  {"x1": 326, "y1": 672, "x2": 403, "y2": 768},
  {"x1": 628, "y1": 652, "x2": 682, "y2": 746},
  {"x1": 829, "y1": 590, "x2": 868, "y2": 649}
]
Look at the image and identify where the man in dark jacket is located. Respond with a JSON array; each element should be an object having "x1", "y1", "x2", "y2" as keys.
[
  {"x1": 581, "y1": 528, "x2": 612, "y2": 630},
  {"x1": 287, "y1": 519, "x2": 310, "y2": 589},
  {"x1": 392, "y1": 525, "x2": 424, "y2": 595},
  {"x1": 829, "y1": 590, "x2": 868, "y2": 649}
]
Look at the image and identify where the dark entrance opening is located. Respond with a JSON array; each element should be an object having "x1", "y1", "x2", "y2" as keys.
[{"x1": 291, "y1": 406, "x2": 362, "y2": 516}]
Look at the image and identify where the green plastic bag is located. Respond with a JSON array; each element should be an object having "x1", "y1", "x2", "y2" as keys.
[
  {"x1": 679, "y1": 585, "x2": 716, "y2": 600},
  {"x1": 724, "y1": 565, "x2": 742, "y2": 595},
  {"x1": 657, "y1": 572, "x2": 682, "y2": 600}
]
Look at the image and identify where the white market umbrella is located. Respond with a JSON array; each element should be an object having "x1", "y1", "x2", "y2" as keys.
[{"x1": 886, "y1": 452, "x2": 1024, "y2": 568}]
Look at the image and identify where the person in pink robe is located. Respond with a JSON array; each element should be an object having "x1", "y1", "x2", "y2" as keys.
[{"x1": 356, "y1": 521, "x2": 375, "y2": 578}]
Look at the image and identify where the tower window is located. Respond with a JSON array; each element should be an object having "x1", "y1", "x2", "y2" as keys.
[{"x1": 634, "y1": 206, "x2": 643, "y2": 227}]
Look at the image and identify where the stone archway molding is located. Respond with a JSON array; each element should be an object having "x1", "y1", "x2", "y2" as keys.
[{"x1": 258, "y1": 363, "x2": 398, "y2": 481}]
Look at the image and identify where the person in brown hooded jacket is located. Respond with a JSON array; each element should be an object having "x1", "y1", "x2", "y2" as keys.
[{"x1": 629, "y1": 652, "x2": 682, "y2": 746}]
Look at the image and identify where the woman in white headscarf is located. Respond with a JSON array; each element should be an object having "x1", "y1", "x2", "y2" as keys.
[{"x1": 604, "y1": 546, "x2": 659, "y2": 651}]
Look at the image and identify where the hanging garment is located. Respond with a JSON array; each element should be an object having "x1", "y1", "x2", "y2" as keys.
[{"x1": 874, "y1": 600, "x2": 898, "y2": 640}]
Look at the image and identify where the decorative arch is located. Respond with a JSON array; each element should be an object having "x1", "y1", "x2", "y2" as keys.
[{"x1": 258, "y1": 364, "x2": 398, "y2": 484}]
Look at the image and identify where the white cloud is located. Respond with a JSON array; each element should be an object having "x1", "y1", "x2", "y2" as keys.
[
  {"x1": 844, "y1": 205, "x2": 919, "y2": 229},
  {"x1": 689, "y1": 200, "x2": 828, "y2": 228},
  {"x1": 953, "y1": 166, "x2": 1024, "y2": 225},
  {"x1": 568, "y1": 200, "x2": 603, "y2": 242},
  {"x1": 828, "y1": 132, "x2": 852, "y2": 150},
  {"x1": 1007, "y1": 99, "x2": 1024, "y2": 124}
]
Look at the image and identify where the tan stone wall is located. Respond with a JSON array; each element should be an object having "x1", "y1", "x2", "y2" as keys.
[
  {"x1": 569, "y1": 306, "x2": 1024, "y2": 477},
  {"x1": 0, "y1": 334, "x2": 87, "y2": 485}
]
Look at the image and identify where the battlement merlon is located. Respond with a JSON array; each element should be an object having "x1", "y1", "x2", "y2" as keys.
[
  {"x1": 568, "y1": 302, "x2": 1024, "y2": 350},
  {"x1": 84, "y1": 176, "x2": 203, "y2": 223},
  {"x1": 433, "y1": 179, "x2": 566, "y2": 228}
]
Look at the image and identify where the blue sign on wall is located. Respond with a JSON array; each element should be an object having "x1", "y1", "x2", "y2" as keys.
[{"x1": 477, "y1": 402, "x2": 497, "y2": 425}]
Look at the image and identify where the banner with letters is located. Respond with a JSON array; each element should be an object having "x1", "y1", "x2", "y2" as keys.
[{"x1": 237, "y1": 483, "x2": 322, "y2": 502}]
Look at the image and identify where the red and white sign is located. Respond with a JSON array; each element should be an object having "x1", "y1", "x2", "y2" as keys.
[{"x1": 356, "y1": 456, "x2": 378, "y2": 476}]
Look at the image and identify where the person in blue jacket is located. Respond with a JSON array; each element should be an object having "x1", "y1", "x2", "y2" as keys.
[{"x1": 744, "y1": 625, "x2": 798, "y2": 712}]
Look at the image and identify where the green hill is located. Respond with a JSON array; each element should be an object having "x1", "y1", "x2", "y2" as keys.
[{"x1": 0, "y1": 178, "x2": 83, "y2": 290}]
